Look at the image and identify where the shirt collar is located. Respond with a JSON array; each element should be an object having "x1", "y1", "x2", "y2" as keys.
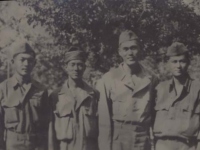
[
  {"x1": 8, "y1": 74, "x2": 32, "y2": 89},
  {"x1": 116, "y1": 62, "x2": 150, "y2": 80},
  {"x1": 169, "y1": 75, "x2": 192, "y2": 92}
]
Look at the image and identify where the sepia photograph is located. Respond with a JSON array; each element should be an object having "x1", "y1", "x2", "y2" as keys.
[{"x1": 0, "y1": 0, "x2": 200, "y2": 150}]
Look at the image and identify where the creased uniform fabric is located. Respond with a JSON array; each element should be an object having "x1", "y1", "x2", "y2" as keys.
[
  {"x1": 48, "y1": 81, "x2": 99, "y2": 150},
  {"x1": 153, "y1": 75, "x2": 200, "y2": 150},
  {"x1": 0, "y1": 75, "x2": 50, "y2": 150},
  {"x1": 96, "y1": 63, "x2": 158, "y2": 150}
]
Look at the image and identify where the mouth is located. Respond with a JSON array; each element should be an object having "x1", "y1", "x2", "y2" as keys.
[
  {"x1": 127, "y1": 57, "x2": 135, "y2": 60},
  {"x1": 22, "y1": 68, "x2": 29, "y2": 71}
]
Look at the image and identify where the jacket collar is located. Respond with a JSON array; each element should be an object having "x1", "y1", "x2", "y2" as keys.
[
  {"x1": 58, "y1": 80, "x2": 95, "y2": 111},
  {"x1": 3, "y1": 75, "x2": 37, "y2": 107},
  {"x1": 111, "y1": 63, "x2": 151, "y2": 94},
  {"x1": 163, "y1": 75, "x2": 193, "y2": 109},
  {"x1": 169, "y1": 74, "x2": 192, "y2": 93}
]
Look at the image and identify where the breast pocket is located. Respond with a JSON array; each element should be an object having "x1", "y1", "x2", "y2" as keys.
[
  {"x1": 53, "y1": 109, "x2": 73, "y2": 140},
  {"x1": 111, "y1": 88, "x2": 131, "y2": 118},
  {"x1": 4, "y1": 107, "x2": 19, "y2": 128},
  {"x1": 154, "y1": 104, "x2": 170, "y2": 133},
  {"x1": 179, "y1": 108, "x2": 200, "y2": 136}
]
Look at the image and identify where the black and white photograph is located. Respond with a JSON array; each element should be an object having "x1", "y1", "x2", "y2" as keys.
[{"x1": 0, "y1": 0, "x2": 200, "y2": 150}]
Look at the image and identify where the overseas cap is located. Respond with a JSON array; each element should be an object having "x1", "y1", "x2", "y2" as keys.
[
  {"x1": 119, "y1": 30, "x2": 138, "y2": 45},
  {"x1": 64, "y1": 46, "x2": 86, "y2": 63},
  {"x1": 8, "y1": 39, "x2": 35, "y2": 59},
  {"x1": 166, "y1": 42, "x2": 188, "y2": 57}
]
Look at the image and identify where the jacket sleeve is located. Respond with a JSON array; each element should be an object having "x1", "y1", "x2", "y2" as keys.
[
  {"x1": 48, "y1": 92, "x2": 59, "y2": 150},
  {"x1": 0, "y1": 88, "x2": 5, "y2": 150},
  {"x1": 96, "y1": 78, "x2": 112, "y2": 150},
  {"x1": 39, "y1": 90, "x2": 51, "y2": 150},
  {"x1": 149, "y1": 76, "x2": 159, "y2": 150}
]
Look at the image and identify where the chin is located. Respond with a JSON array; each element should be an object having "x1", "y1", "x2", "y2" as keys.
[
  {"x1": 72, "y1": 76, "x2": 82, "y2": 80},
  {"x1": 126, "y1": 61, "x2": 137, "y2": 66},
  {"x1": 173, "y1": 73, "x2": 183, "y2": 77}
]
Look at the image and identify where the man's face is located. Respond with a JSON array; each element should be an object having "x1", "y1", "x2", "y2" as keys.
[
  {"x1": 12, "y1": 53, "x2": 36, "y2": 76},
  {"x1": 118, "y1": 40, "x2": 139, "y2": 66},
  {"x1": 64, "y1": 59, "x2": 85, "y2": 80},
  {"x1": 168, "y1": 54, "x2": 189, "y2": 77}
]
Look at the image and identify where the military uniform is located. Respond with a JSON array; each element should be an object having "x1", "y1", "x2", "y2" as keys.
[
  {"x1": 154, "y1": 76, "x2": 200, "y2": 150},
  {"x1": 0, "y1": 40, "x2": 50, "y2": 150},
  {"x1": 153, "y1": 42, "x2": 200, "y2": 150},
  {"x1": 48, "y1": 80, "x2": 98, "y2": 150},
  {"x1": 48, "y1": 47, "x2": 98, "y2": 150},
  {"x1": 0, "y1": 75, "x2": 50, "y2": 150},
  {"x1": 96, "y1": 63, "x2": 158, "y2": 150}
]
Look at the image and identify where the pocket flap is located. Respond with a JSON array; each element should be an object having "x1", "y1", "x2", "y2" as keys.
[
  {"x1": 155, "y1": 102, "x2": 170, "y2": 111},
  {"x1": 54, "y1": 100, "x2": 74, "y2": 117}
]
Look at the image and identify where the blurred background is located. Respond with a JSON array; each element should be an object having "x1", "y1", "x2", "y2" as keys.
[{"x1": 1, "y1": 0, "x2": 200, "y2": 89}]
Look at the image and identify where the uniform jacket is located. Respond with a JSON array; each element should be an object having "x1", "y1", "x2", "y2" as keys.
[
  {"x1": 0, "y1": 75, "x2": 50, "y2": 150},
  {"x1": 154, "y1": 76, "x2": 200, "y2": 140},
  {"x1": 96, "y1": 63, "x2": 158, "y2": 150},
  {"x1": 48, "y1": 80, "x2": 99, "y2": 150}
]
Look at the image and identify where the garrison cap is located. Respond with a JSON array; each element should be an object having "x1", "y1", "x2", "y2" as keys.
[
  {"x1": 166, "y1": 42, "x2": 188, "y2": 57},
  {"x1": 119, "y1": 30, "x2": 138, "y2": 45},
  {"x1": 64, "y1": 46, "x2": 86, "y2": 63},
  {"x1": 8, "y1": 39, "x2": 35, "y2": 59}
]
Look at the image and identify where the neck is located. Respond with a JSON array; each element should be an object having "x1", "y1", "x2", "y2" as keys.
[
  {"x1": 68, "y1": 77, "x2": 83, "y2": 88},
  {"x1": 173, "y1": 74, "x2": 188, "y2": 85},
  {"x1": 14, "y1": 73, "x2": 31, "y2": 84},
  {"x1": 123, "y1": 62, "x2": 139, "y2": 75}
]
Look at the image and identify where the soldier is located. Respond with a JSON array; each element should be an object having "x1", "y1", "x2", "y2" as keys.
[
  {"x1": 96, "y1": 30, "x2": 158, "y2": 150},
  {"x1": 0, "y1": 40, "x2": 50, "y2": 150},
  {"x1": 153, "y1": 42, "x2": 200, "y2": 150},
  {"x1": 48, "y1": 47, "x2": 98, "y2": 150}
]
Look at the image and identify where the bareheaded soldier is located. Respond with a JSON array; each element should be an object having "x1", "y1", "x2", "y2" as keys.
[
  {"x1": 96, "y1": 30, "x2": 158, "y2": 150},
  {"x1": 0, "y1": 40, "x2": 50, "y2": 150},
  {"x1": 48, "y1": 47, "x2": 98, "y2": 150},
  {"x1": 153, "y1": 42, "x2": 200, "y2": 150}
]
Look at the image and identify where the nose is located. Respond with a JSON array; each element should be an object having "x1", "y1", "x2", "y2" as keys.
[
  {"x1": 73, "y1": 65, "x2": 78, "y2": 70},
  {"x1": 23, "y1": 60, "x2": 28, "y2": 66},
  {"x1": 176, "y1": 62, "x2": 181, "y2": 68},
  {"x1": 127, "y1": 49, "x2": 134, "y2": 55}
]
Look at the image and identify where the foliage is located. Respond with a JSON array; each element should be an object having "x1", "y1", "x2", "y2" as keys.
[{"x1": 1, "y1": 0, "x2": 200, "y2": 88}]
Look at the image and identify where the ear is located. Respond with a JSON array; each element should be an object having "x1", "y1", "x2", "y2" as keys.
[
  {"x1": 118, "y1": 47, "x2": 122, "y2": 57},
  {"x1": 11, "y1": 59, "x2": 14, "y2": 64}
]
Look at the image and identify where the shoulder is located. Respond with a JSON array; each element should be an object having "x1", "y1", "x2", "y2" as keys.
[
  {"x1": 156, "y1": 79, "x2": 171, "y2": 91},
  {"x1": 190, "y1": 78, "x2": 200, "y2": 91},
  {"x1": 98, "y1": 67, "x2": 121, "y2": 83},
  {"x1": 0, "y1": 79, "x2": 8, "y2": 90},
  {"x1": 0, "y1": 79, "x2": 8, "y2": 101}
]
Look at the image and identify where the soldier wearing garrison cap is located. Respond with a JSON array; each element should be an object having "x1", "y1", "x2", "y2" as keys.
[
  {"x1": 48, "y1": 46, "x2": 98, "y2": 150},
  {"x1": 153, "y1": 42, "x2": 200, "y2": 150},
  {"x1": 97, "y1": 30, "x2": 158, "y2": 150},
  {"x1": 0, "y1": 40, "x2": 50, "y2": 150}
]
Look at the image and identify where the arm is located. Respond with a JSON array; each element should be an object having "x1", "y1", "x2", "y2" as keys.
[
  {"x1": 96, "y1": 78, "x2": 112, "y2": 150},
  {"x1": 196, "y1": 91, "x2": 200, "y2": 150},
  {"x1": 149, "y1": 76, "x2": 159, "y2": 150},
  {"x1": 48, "y1": 92, "x2": 59, "y2": 150},
  {"x1": 0, "y1": 90, "x2": 5, "y2": 150},
  {"x1": 40, "y1": 90, "x2": 50, "y2": 150}
]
